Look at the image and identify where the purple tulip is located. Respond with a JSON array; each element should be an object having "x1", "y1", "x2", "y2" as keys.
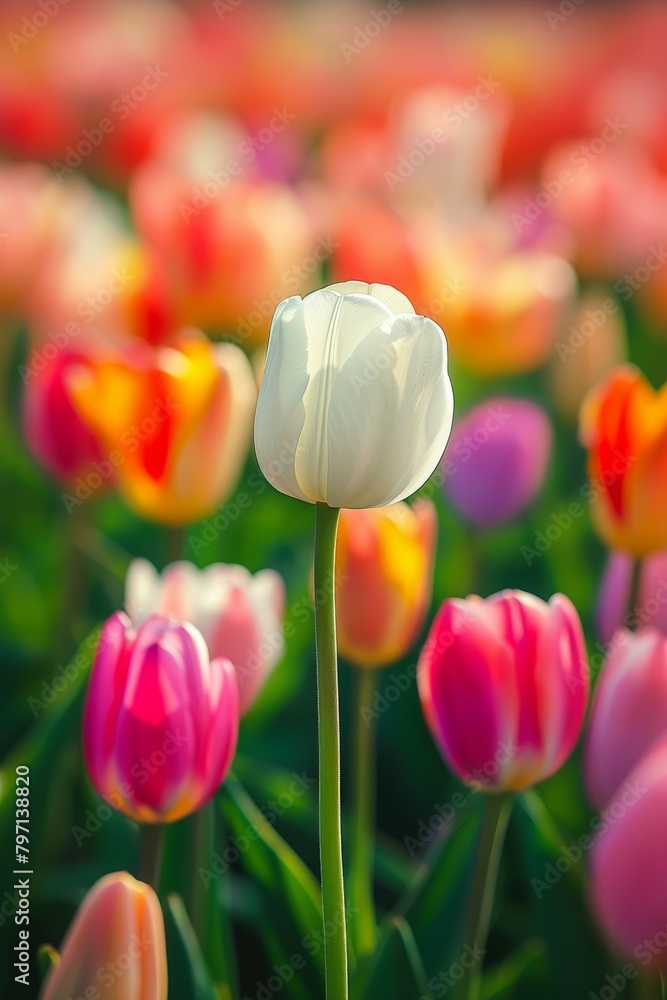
[{"x1": 442, "y1": 397, "x2": 552, "y2": 527}]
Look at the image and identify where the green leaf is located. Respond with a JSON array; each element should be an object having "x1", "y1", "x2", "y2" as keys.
[
  {"x1": 352, "y1": 917, "x2": 433, "y2": 1000},
  {"x1": 480, "y1": 938, "x2": 545, "y2": 999},
  {"x1": 514, "y1": 793, "x2": 608, "y2": 999},
  {"x1": 164, "y1": 894, "x2": 220, "y2": 1000},
  {"x1": 37, "y1": 943, "x2": 60, "y2": 982},
  {"x1": 220, "y1": 773, "x2": 324, "y2": 1000},
  {"x1": 0, "y1": 624, "x2": 100, "y2": 867},
  {"x1": 389, "y1": 793, "x2": 484, "y2": 980}
]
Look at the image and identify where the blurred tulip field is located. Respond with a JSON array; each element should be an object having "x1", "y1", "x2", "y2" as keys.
[{"x1": 5, "y1": 1, "x2": 667, "y2": 998}]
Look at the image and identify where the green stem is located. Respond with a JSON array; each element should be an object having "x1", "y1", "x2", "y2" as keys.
[
  {"x1": 166, "y1": 525, "x2": 187, "y2": 564},
  {"x1": 138, "y1": 823, "x2": 165, "y2": 892},
  {"x1": 627, "y1": 557, "x2": 642, "y2": 630},
  {"x1": 349, "y1": 668, "x2": 378, "y2": 960},
  {"x1": 314, "y1": 502, "x2": 348, "y2": 1000},
  {"x1": 187, "y1": 801, "x2": 214, "y2": 941},
  {"x1": 458, "y1": 794, "x2": 512, "y2": 1000}
]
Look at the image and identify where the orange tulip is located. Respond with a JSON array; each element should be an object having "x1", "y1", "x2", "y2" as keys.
[
  {"x1": 335, "y1": 499, "x2": 437, "y2": 669},
  {"x1": 580, "y1": 365, "x2": 667, "y2": 556},
  {"x1": 40, "y1": 872, "x2": 167, "y2": 1000},
  {"x1": 68, "y1": 329, "x2": 256, "y2": 524}
]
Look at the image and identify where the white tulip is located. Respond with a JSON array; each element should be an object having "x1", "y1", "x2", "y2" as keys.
[{"x1": 254, "y1": 281, "x2": 454, "y2": 508}]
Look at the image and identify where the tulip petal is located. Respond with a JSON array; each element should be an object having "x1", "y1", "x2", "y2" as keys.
[
  {"x1": 325, "y1": 313, "x2": 453, "y2": 507},
  {"x1": 325, "y1": 280, "x2": 415, "y2": 316}
]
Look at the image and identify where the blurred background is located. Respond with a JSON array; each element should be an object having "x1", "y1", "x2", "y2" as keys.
[{"x1": 2, "y1": 1, "x2": 667, "y2": 997}]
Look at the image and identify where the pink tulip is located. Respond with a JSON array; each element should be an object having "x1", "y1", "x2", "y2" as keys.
[
  {"x1": 590, "y1": 736, "x2": 667, "y2": 969},
  {"x1": 83, "y1": 612, "x2": 238, "y2": 823},
  {"x1": 125, "y1": 560, "x2": 285, "y2": 713},
  {"x1": 585, "y1": 629, "x2": 667, "y2": 808},
  {"x1": 40, "y1": 871, "x2": 167, "y2": 1000},
  {"x1": 442, "y1": 398, "x2": 552, "y2": 528},
  {"x1": 418, "y1": 590, "x2": 588, "y2": 792},
  {"x1": 596, "y1": 550, "x2": 667, "y2": 644}
]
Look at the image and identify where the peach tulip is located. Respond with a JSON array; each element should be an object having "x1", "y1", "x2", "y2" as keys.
[
  {"x1": 335, "y1": 499, "x2": 437, "y2": 669},
  {"x1": 579, "y1": 365, "x2": 667, "y2": 557},
  {"x1": 67, "y1": 328, "x2": 256, "y2": 524},
  {"x1": 590, "y1": 736, "x2": 667, "y2": 969},
  {"x1": 418, "y1": 590, "x2": 588, "y2": 792},
  {"x1": 125, "y1": 559, "x2": 285, "y2": 712},
  {"x1": 550, "y1": 292, "x2": 627, "y2": 421},
  {"x1": 434, "y1": 243, "x2": 576, "y2": 377},
  {"x1": 83, "y1": 612, "x2": 239, "y2": 823},
  {"x1": 585, "y1": 629, "x2": 667, "y2": 808},
  {"x1": 40, "y1": 872, "x2": 167, "y2": 1000}
]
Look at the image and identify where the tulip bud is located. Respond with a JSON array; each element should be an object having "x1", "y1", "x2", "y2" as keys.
[
  {"x1": 589, "y1": 736, "x2": 667, "y2": 969},
  {"x1": 67, "y1": 329, "x2": 257, "y2": 524},
  {"x1": 418, "y1": 590, "x2": 588, "y2": 792},
  {"x1": 585, "y1": 629, "x2": 667, "y2": 808},
  {"x1": 40, "y1": 871, "x2": 167, "y2": 1000},
  {"x1": 83, "y1": 612, "x2": 239, "y2": 823},
  {"x1": 254, "y1": 281, "x2": 454, "y2": 508},
  {"x1": 335, "y1": 499, "x2": 437, "y2": 669},
  {"x1": 442, "y1": 397, "x2": 552, "y2": 527},
  {"x1": 580, "y1": 365, "x2": 667, "y2": 557},
  {"x1": 125, "y1": 559, "x2": 286, "y2": 713}
]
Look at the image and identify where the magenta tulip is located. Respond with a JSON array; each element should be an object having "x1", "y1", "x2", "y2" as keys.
[
  {"x1": 590, "y1": 735, "x2": 667, "y2": 969},
  {"x1": 442, "y1": 397, "x2": 552, "y2": 528},
  {"x1": 585, "y1": 629, "x2": 667, "y2": 808},
  {"x1": 418, "y1": 590, "x2": 588, "y2": 791},
  {"x1": 83, "y1": 612, "x2": 239, "y2": 823}
]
